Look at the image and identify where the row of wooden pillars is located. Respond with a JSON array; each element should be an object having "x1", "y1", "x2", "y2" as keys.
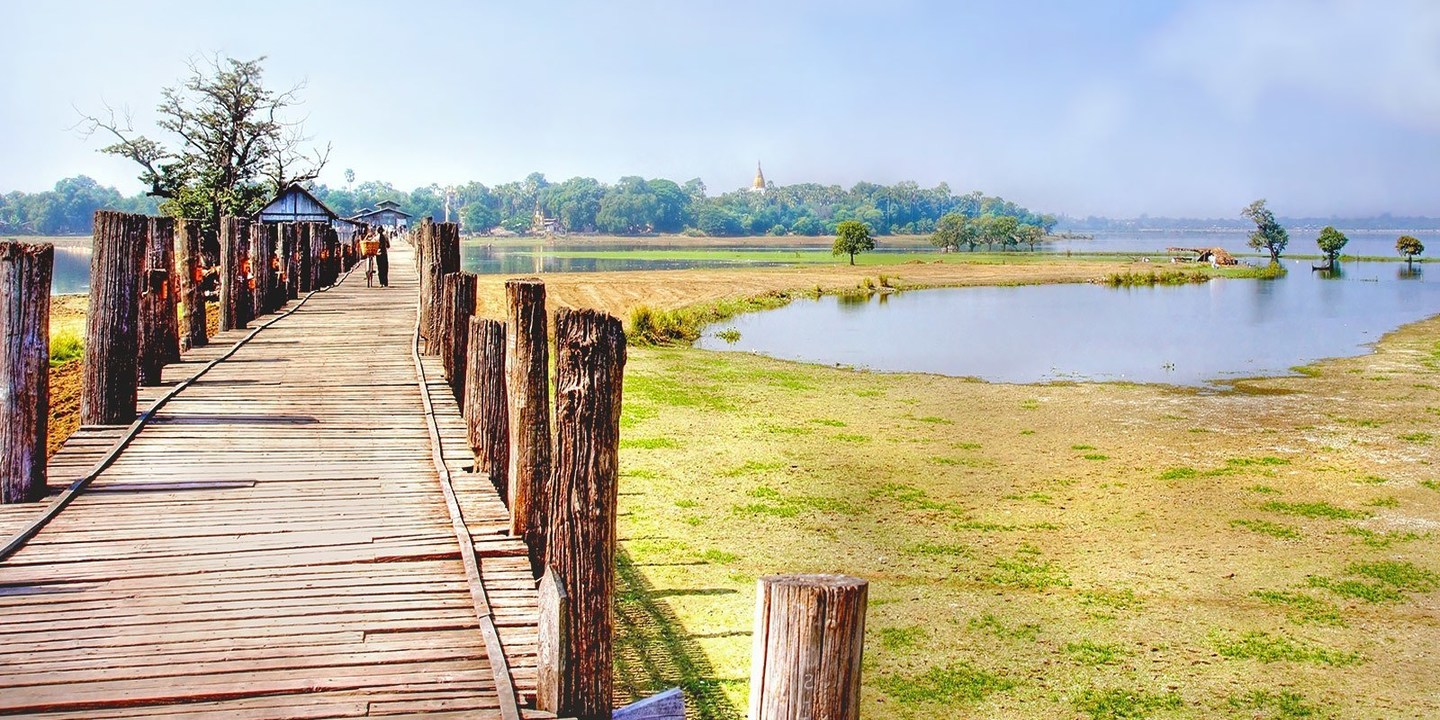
[
  {"x1": 0, "y1": 210, "x2": 359, "y2": 505},
  {"x1": 414, "y1": 218, "x2": 869, "y2": 720}
]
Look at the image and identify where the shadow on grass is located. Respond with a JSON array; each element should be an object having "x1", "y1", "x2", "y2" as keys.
[{"x1": 614, "y1": 548, "x2": 744, "y2": 720}]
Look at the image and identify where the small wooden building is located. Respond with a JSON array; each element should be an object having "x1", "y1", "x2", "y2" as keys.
[
  {"x1": 350, "y1": 200, "x2": 412, "y2": 229},
  {"x1": 255, "y1": 183, "x2": 338, "y2": 225}
]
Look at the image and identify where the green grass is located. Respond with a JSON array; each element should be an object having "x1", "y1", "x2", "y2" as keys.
[
  {"x1": 49, "y1": 329, "x2": 84, "y2": 366},
  {"x1": 988, "y1": 554, "x2": 1071, "y2": 589},
  {"x1": 1248, "y1": 485, "x2": 1280, "y2": 494},
  {"x1": 621, "y1": 437, "x2": 682, "y2": 450},
  {"x1": 1083, "y1": 453, "x2": 1109, "y2": 461},
  {"x1": 1079, "y1": 588, "x2": 1144, "y2": 611},
  {"x1": 1211, "y1": 630, "x2": 1362, "y2": 666},
  {"x1": 967, "y1": 612, "x2": 1040, "y2": 641},
  {"x1": 1231, "y1": 518, "x2": 1301, "y2": 540},
  {"x1": 1349, "y1": 560, "x2": 1439, "y2": 592},
  {"x1": 1261, "y1": 501, "x2": 1368, "y2": 520},
  {"x1": 1343, "y1": 526, "x2": 1426, "y2": 548},
  {"x1": 1364, "y1": 496, "x2": 1399, "y2": 508},
  {"x1": 1305, "y1": 576, "x2": 1404, "y2": 603},
  {"x1": 1422, "y1": 479, "x2": 1440, "y2": 492},
  {"x1": 1072, "y1": 688, "x2": 1183, "y2": 720},
  {"x1": 1399, "y1": 431, "x2": 1433, "y2": 443},
  {"x1": 878, "y1": 626, "x2": 927, "y2": 651},
  {"x1": 722, "y1": 460, "x2": 785, "y2": 477},
  {"x1": 1159, "y1": 467, "x2": 1198, "y2": 480},
  {"x1": 875, "y1": 662, "x2": 1015, "y2": 708},
  {"x1": 1065, "y1": 640, "x2": 1129, "y2": 666},
  {"x1": 905, "y1": 542, "x2": 971, "y2": 558},
  {"x1": 628, "y1": 291, "x2": 797, "y2": 345},
  {"x1": 1102, "y1": 269, "x2": 1210, "y2": 286},
  {"x1": 1251, "y1": 590, "x2": 1345, "y2": 627},
  {"x1": 1228, "y1": 690, "x2": 1325, "y2": 719}
]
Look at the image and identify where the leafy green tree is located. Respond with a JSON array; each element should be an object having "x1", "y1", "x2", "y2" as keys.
[
  {"x1": 832, "y1": 220, "x2": 875, "y2": 265},
  {"x1": 930, "y1": 211, "x2": 978, "y2": 251},
  {"x1": 695, "y1": 204, "x2": 743, "y2": 236},
  {"x1": 78, "y1": 55, "x2": 330, "y2": 240},
  {"x1": 1017, "y1": 223, "x2": 1046, "y2": 250},
  {"x1": 1315, "y1": 226, "x2": 1348, "y2": 265},
  {"x1": 461, "y1": 202, "x2": 499, "y2": 234},
  {"x1": 647, "y1": 178, "x2": 692, "y2": 232},
  {"x1": 1396, "y1": 235, "x2": 1425, "y2": 265},
  {"x1": 1242, "y1": 199, "x2": 1289, "y2": 263}
]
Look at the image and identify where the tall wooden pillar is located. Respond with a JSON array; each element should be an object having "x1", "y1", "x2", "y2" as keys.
[
  {"x1": 0, "y1": 241, "x2": 53, "y2": 503},
  {"x1": 176, "y1": 219, "x2": 207, "y2": 351},
  {"x1": 219, "y1": 216, "x2": 251, "y2": 331},
  {"x1": 540, "y1": 308, "x2": 626, "y2": 720},
  {"x1": 442, "y1": 271, "x2": 478, "y2": 399},
  {"x1": 506, "y1": 278, "x2": 551, "y2": 558},
  {"x1": 250, "y1": 222, "x2": 276, "y2": 317},
  {"x1": 138, "y1": 216, "x2": 179, "y2": 385},
  {"x1": 464, "y1": 317, "x2": 509, "y2": 502},
  {"x1": 81, "y1": 210, "x2": 146, "y2": 425}
]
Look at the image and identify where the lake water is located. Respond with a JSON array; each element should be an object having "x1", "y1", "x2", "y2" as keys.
[
  {"x1": 48, "y1": 228, "x2": 1440, "y2": 293},
  {"x1": 695, "y1": 260, "x2": 1440, "y2": 387}
]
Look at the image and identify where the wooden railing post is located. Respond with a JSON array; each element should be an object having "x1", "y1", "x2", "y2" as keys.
[
  {"x1": 421, "y1": 222, "x2": 461, "y2": 354},
  {"x1": 219, "y1": 216, "x2": 251, "y2": 331},
  {"x1": 281, "y1": 222, "x2": 300, "y2": 301},
  {"x1": 748, "y1": 574, "x2": 868, "y2": 720},
  {"x1": 536, "y1": 568, "x2": 568, "y2": 715},
  {"x1": 442, "y1": 271, "x2": 478, "y2": 399},
  {"x1": 138, "y1": 216, "x2": 179, "y2": 385},
  {"x1": 542, "y1": 307, "x2": 626, "y2": 720},
  {"x1": 81, "y1": 210, "x2": 146, "y2": 425},
  {"x1": 0, "y1": 241, "x2": 53, "y2": 503},
  {"x1": 306, "y1": 222, "x2": 326, "y2": 291},
  {"x1": 250, "y1": 222, "x2": 275, "y2": 317},
  {"x1": 505, "y1": 278, "x2": 551, "y2": 559},
  {"x1": 464, "y1": 317, "x2": 508, "y2": 501},
  {"x1": 176, "y1": 219, "x2": 207, "y2": 351}
]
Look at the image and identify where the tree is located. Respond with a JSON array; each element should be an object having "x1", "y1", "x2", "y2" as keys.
[
  {"x1": 1315, "y1": 226, "x2": 1349, "y2": 266},
  {"x1": 1241, "y1": 199, "x2": 1289, "y2": 263},
  {"x1": 1397, "y1": 235, "x2": 1425, "y2": 265},
  {"x1": 832, "y1": 220, "x2": 875, "y2": 265},
  {"x1": 930, "y1": 211, "x2": 978, "y2": 251},
  {"x1": 78, "y1": 54, "x2": 330, "y2": 239},
  {"x1": 1017, "y1": 223, "x2": 1045, "y2": 251}
]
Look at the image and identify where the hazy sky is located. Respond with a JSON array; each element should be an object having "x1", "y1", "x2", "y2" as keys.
[{"x1": 3, "y1": 0, "x2": 1438, "y2": 218}]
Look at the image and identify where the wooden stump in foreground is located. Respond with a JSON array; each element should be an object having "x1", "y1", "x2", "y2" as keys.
[
  {"x1": 748, "y1": 574, "x2": 868, "y2": 720},
  {"x1": 505, "y1": 278, "x2": 552, "y2": 560},
  {"x1": 540, "y1": 307, "x2": 626, "y2": 720},
  {"x1": 81, "y1": 210, "x2": 146, "y2": 425},
  {"x1": 464, "y1": 317, "x2": 508, "y2": 502},
  {"x1": 0, "y1": 241, "x2": 53, "y2": 503}
]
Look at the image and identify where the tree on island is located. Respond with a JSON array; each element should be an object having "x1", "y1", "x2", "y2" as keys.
[
  {"x1": 1241, "y1": 199, "x2": 1289, "y2": 263},
  {"x1": 1315, "y1": 225, "x2": 1349, "y2": 267},
  {"x1": 77, "y1": 54, "x2": 330, "y2": 242},
  {"x1": 833, "y1": 220, "x2": 875, "y2": 265},
  {"x1": 1397, "y1": 235, "x2": 1425, "y2": 265}
]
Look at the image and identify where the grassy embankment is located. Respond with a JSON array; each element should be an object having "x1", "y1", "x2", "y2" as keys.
[{"x1": 611, "y1": 313, "x2": 1440, "y2": 719}]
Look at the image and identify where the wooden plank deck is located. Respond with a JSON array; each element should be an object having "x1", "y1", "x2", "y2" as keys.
[{"x1": 0, "y1": 242, "x2": 553, "y2": 719}]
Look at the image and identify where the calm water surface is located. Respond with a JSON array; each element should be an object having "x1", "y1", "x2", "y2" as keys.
[{"x1": 696, "y1": 260, "x2": 1440, "y2": 387}]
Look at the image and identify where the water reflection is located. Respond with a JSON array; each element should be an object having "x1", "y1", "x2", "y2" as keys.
[{"x1": 1399, "y1": 265, "x2": 1424, "y2": 280}]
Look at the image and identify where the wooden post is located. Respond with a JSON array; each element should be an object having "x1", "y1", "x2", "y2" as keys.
[
  {"x1": 326, "y1": 226, "x2": 341, "y2": 286},
  {"x1": 0, "y1": 241, "x2": 53, "y2": 503},
  {"x1": 176, "y1": 219, "x2": 207, "y2": 351},
  {"x1": 506, "y1": 278, "x2": 551, "y2": 557},
  {"x1": 137, "y1": 217, "x2": 178, "y2": 385},
  {"x1": 297, "y1": 223, "x2": 313, "y2": 293},
  {"x1": 748, "y1": 575, "x2": 868, "y2": 720},
  {"x1": 307, "y1": 222, "x2": 326, "y2": 291},
  {"x1": 464, "y1": 317, "x2": 508, "y2": 501},
  {"x1": 536, "y1": 568, "x2": 567, "y2": 715},
  {"x1": 543, "y1": 307, "x2": 626, "y2": 720},
  {"x1": 420, "y1": 221, "x2": 460, "y2": 354},
  {"x1": 281, "y1": 222, "x2": 300, "y2": 300},
  {"x1": 81, "y1": 210, "x2": 146, "y2": 425},
  {"x1": 443, "y1": 271, "x2": 478, "y2": 399},
  {"x1": 219, "y1": 216, "x2": 252, "y2": 331},
  {"x1": 250, "y1": 222, "x2": 275, "y2": 317}
]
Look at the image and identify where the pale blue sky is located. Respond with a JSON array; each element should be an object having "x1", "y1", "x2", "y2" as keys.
[{"x1": 3, "y1": 0, "x2": 1437, "y2": 217}]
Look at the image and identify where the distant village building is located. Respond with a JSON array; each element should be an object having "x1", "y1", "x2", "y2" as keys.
[
  {"x1": 531, "y1": 205, "x2": 561, "y2": 235},
  {"x1": 349, "y1": 199, "x2": 413, "y2": 229},
  {"x1": 255, "y1": 183, "x2": 337, "y2": 225},
  {"x1": 253, "y1": 182, "x2": 358, "y2": 242},
  {"x1": 752, "y1": 161, "x2": 767, "y2": 193}
]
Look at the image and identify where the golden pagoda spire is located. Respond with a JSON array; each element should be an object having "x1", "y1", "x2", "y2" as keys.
[{"x1": 752, "y1": 161, "x2": 766, "y2": 191}]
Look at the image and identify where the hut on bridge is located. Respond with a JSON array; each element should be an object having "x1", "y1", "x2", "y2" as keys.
[
  {"x1": 254, "y1": 183, "x2": 359, "y2": 243},
  {"x1": 349, "y1": 200, "x2": 412, "y2": 230}
]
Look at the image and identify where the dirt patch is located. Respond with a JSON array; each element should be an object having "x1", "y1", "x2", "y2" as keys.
[{"x1": 46, "y1": 360, "x2": 83, "y2": 458}]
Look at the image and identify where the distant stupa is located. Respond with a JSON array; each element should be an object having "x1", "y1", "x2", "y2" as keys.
[{"x1": 752, "y1": 161, "x2": 766, "y2": 192}]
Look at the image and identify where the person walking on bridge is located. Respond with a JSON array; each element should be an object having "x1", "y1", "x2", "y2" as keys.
[{"x1": 376, "y1": 227, "x2": 390, "y2": 287}]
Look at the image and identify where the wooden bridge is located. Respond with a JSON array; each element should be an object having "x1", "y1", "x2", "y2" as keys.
[
  {"x1": 0, "y1": 216, "x2": 870, "y2": 720},
  {"x1": 0, "y1": 239, "x2": 551, "y2": 718}
]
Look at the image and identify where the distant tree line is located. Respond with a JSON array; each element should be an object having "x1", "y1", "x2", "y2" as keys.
[
  {"x1": 308, "y1": 173, "x2": 1056, "y2": 238},
  {"x1": 1060, "y1": 213, "x2": 1440, "y2": 232},
  {"x1": 0, "y1": 176, "x2": 158, "y2": 234}
]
